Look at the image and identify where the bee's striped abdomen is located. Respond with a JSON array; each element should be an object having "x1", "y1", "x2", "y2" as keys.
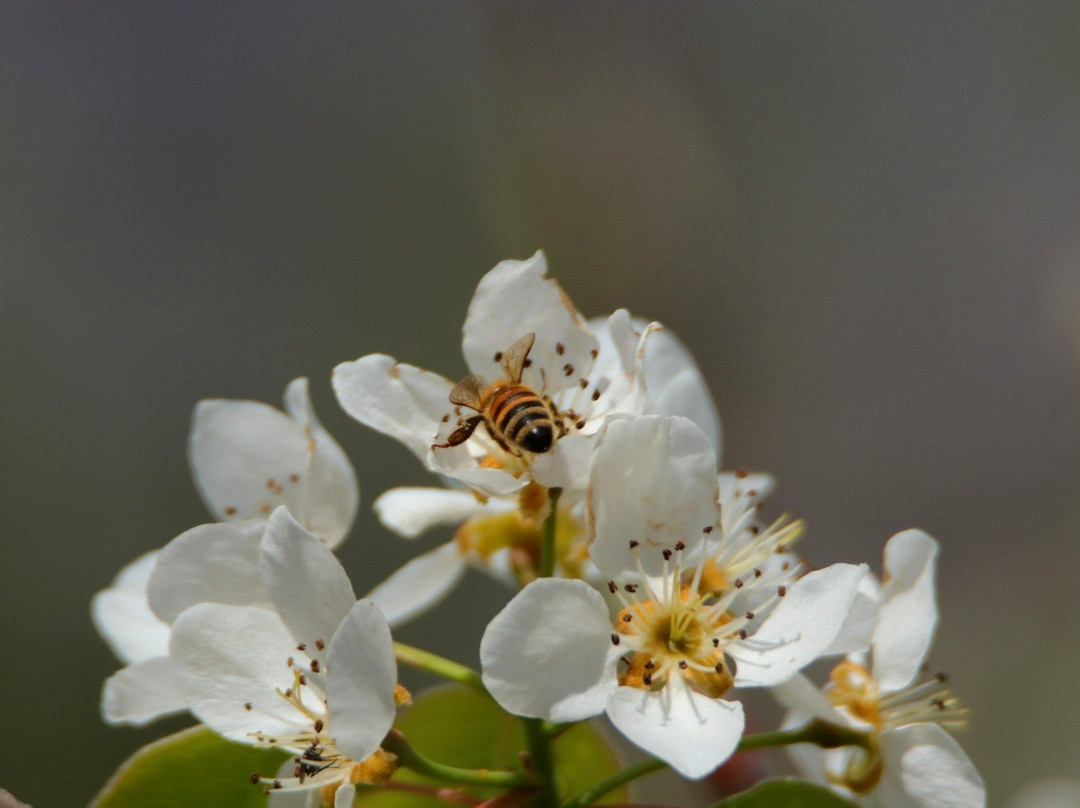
[{"x1": 489, "y1": 384, "x2": 555, "y2": 454}]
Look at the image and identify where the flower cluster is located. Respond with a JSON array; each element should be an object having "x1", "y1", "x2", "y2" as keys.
[{"x1": 92, "y1": 253, "x2": 985, "y2": 808}]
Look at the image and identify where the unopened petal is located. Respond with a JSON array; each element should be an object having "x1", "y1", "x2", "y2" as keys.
[
  {"x1": 589, "y1": 415, "x2": 719, "y2": 580},
  {"x1": 261, "y1": 507, "x2": 356, "y2": 649},
  {"x1": 874, "y1": 529, "x2": 939, "y2": 693},
  {"x1": 606, "y1": 677, "x2": 744, "y2": 780},
  {"x1": 101, "y1": 656, "x2": 187, "y2": 726},
  {"x1": 326, "y1": 600, "x2": 398, "y2": 763},
  {"x1": 373, "y1": 487, "x2": 510, "y2": 539},
  {"x1": 530, "y1": 432, "x2": 593, "y2": 490},
  {"x1": 481, "y1": 579, "x2": 617, "y2": 722},
  {"x1": 366, "y1": 541, "x2": 468, "y2": 629},
  {"x1": 877, "y1": 724, "x2": 985, "y2": 808},
  {"x1": 461, "y1": 252, "x2": 598, "y2": 397},
  {"x1": 732, "y1": 563, "x2": 868, "y2": 688},
  {"x1": 148, "y1": 521, "x2": 270, "y2": 625},
  {"x1": 332, "y1": 354, "x2": 454, "y2": 464}
]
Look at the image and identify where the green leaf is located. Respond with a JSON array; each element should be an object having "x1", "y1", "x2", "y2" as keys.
[
  {"x1": 90, "y1": 725, "x2": 288, "y2": 808},
  {"x1": 710, "y1": 778, "x2": 861, "y2": 808},
  {"x1": 355, "y1": 685, "x2": 625, "y2": 808}
]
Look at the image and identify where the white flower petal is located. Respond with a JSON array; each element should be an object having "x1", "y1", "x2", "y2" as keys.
[
  {"x1": 426, "y1": 449, "x2": 525, "y2": 497},
  {"x1": 461, "y1": 252, "x2": 599, "y2": 397},
  {"x1": 778, "y1": 707, "x2": 829, "y2": 785},
  {"x1": 877, "y1": 724, "x2": 985, "y2": 808},
  {"x1": 334, "y1": 785, "x2": 356, "y2": 808},
  {"x1": 591, "y1": 315, "x2": 721, "y2": 459},
  {"x1": 717, "y1": 471, "x2": 777, "y2": 506},
  {"x1": 530, "y1": 432, "x2": 593, "y2": 490},
  {"x1": 874, "y1": 529, "x2": 939, "y2": 693},
  {"x1": 326, "y1": 600, "x2": 398, "y2": 763},
  {"x1": 170, "y1": 604, "x2": 310, "y2": 741},
  {"x1": 770, "y1": 672, "x2": 848, "y2": 724},
  {"x1": 92, "y1": 550, "x2": 170, "y2": 664},
  {"x1": 332, "y1": 354, "x2": 454, "y2": 463},
  {"x1": 261, "y1": 507, "x2": 356, "y2": 649},
  {"x1": 820, "y1": 568, "x2": 879, "y2": 656},
  {"x1": 189, "y1": 379, "x2": 358, "y2": 546},
  {"x1": 281, "y1": 378, "x2": 360, "y2": 548},
  {"x1": 732, "y1": 563, "x2": 868, "y2": 688},
  {"x1": 366, "y1": 541, "x2": 468, "y2": 629},
  {"x1": 373, "y1": 487, "x2": 511, "y2": 539},
  {"x1": 268, "y1": 761, "x2": 314, "y2": 807},
  {"x1": 576, "y1": 310, "x2": 650, "y2": 426},
  {"x1": 605, "y1": 678, "x2": 745, "y2": 780},
  {"x1": 588, "y1": 415, "x2": 719, "y2": 580},
  {"x1": 101, "y1": 656, "x2": 188, "y2": 726},
  {"x1": 148, "y1": 521, "x2": 270, "y2": 625},
  {"x1": 481, "y1": 579, "x2": 618, "y2": 722}
]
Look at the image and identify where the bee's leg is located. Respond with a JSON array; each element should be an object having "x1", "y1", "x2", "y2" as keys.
[{"x1": 433, "y1": 415, "x2": 483, "y2": 449}]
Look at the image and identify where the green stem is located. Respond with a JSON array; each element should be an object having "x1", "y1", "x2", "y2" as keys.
[
  {"x1": 562, "y1": 759, "x2": 667, "y2": 808},
  {"x1": 538, "y1": 487, "x2": 563, "y2": 579},
  {"x1": 525, "y1": 717, "x2": 558, "y2": 808},
  {"x1": 563, "y1": 720, "x2": 872, "y2": 808},
  {"x1": 382, "y1": 730, "x2": 535, "y2": 790},
  {"x1": 394, "y1": 642, "x2": 488, "y2": 695}
]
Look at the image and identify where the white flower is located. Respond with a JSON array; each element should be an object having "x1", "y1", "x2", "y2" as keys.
[
  {"x1": 93, "y1": 378, "x2": 359, "y2": 726},
  {"x1": 480, "y1": 416, "x2": 866, "y2": 779},
  {"x1": 361, "y1": 312, "x2": 722, "y2": 627},
  {"x1": 190, "y1": 376, "x2": 359, "y2": 547},
  {"x1": 169, "y1": 508, "x2": 399, "y2": 803},
  {"x1": 332, "y1": 252, "x2": 658, "y2": 498},
  {"x1": 775, "y1": 530, "x2": 985, "y2": 808}
]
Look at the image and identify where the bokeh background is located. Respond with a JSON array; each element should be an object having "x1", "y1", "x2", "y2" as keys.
[{"x1": 4, "y1": 3, "x2": 1080, "y2": 805}]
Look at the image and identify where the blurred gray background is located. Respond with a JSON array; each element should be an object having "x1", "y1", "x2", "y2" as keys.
[{"x1": 4, "y1": 3, "x2": 1080, "y2": 805}]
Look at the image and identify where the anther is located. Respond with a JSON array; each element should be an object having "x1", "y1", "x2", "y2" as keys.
[
  {"x1": 745, "y1": 611, "x2": 755, "y2": 620},
  {"x1": 274, "y1": 780, "x2": 282, "y2": 789},
  {"x1": 747, "y1": 489, "x2": 758, "y2": 497},
  {"x1": 675, "y1": 540, "x2": 686, "y2": 551},
  {"x1": 611, "y1": 634, "x2": 621, "y2": 646},
  {"x1": 607, "y1": 580, "x2": 617, "y2": 593},
  {"x1": 713, "y1": 638, "x2": 720, "y2": 647},
  {"x1": 624, "y1": 583, "x2": 639, "y2": 593},
  {"x1": 224, "y1": 506, "x2": 237, "y2": 516},
  {"x1": 591, "y1": 389, "x2": 601, "y2": 401},
  {"x1": 678, "y1": 661, "x2": 689, "y2": 670},
  {"x1": 244, "y1": 702, "x2": 252, "y2": 711},
  {"x1": 579, "y1": 378, "x2": 588, "y2": 389},
  {"x1": 563, "y1": 363, "x2": 574, "y2": 377},
  {"x1": 575, "y1": 419, "x2": 585, "y2": 429},
  {"x1": 714, "y1": 662, "x2": 724, "y2": 673},
  {"x1": 250, "y1": 772, "x2": 261, "y2": 784},
  {"x1": 299, "y1": 674, "x2": 307, "y2": 685},
  {"x1": 523, "y1": 358, "x2": 533, "y2": 368},
  {"x1": 750, "y1": 526, "x2": 760, "y2": 535},
  {"x1": 284, "y1": 688, "x2": 293, "y2": 698},
  {"x1": 754, "y1": 569, "x2": 762, "y2": 578},
  {"x1": 315, "y1": 639, "x2": 325, "y2": 651},
  {"x1": 644, "y1": 660, "x2": 655, "y2": 669},
  {"x1": 287, "y1": 657, "x2": 294, "y2": 667},
  {"x1": 556, "y1": 342, "x2": 565, "y2": 355},
  {"x1": 642, "y1": 673, "x2": 652, "y2": 686},
  {"x1": 738, "y1": 629, "x2": 747, "y2": 640},
  {"x1": 703, "y1": 526, "x2": 713, "y2": 534},
  {"x1": 297, "y1": 643, "x2": 306, "y2": 651},
  {"x1": 310, "y1": 659, "x2": 321, "y2": 673},
  {"x1": 590, "y1": 348, "x2": 599, "y2": 359},
  {"x1": 734, "y1": 578, "x2": 744, "y2": 588},
  {"x1": 735, "y1": 468, "x2": 748, "y2": 478},
  {"x1": 778, "y1": 585, "x2": 787, "y2": 597},
  {"x1": 621, "y1": 613, "x2": 632, "y2": 622},
  {"x1": 290, "y1": 473, "x2": 300, "y2": 483},
  {"x1": 629, "y1": 540, "x2": 639, "y2": 549},
  {"x1": 662, "y1": 549, "x2": 672, "y2": 561},
  {"x1": 936, "y1": 673, "x2": 948, "y2": 683},
  {"x1": 494, "y1": 351, "x2": 503, "y2": 362}
]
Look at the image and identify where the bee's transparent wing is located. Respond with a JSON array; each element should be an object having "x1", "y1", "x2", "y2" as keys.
[
  {"x1": 448, "y1": 374, "x2": 486, "y2": 410},
  {"x1": 501, "y1": 332, "x2": 536, "y2": 382}
]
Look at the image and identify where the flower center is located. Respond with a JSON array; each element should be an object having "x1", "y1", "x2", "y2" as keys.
[{"x1": 826, "y1": 660, "x2": 969, "y2": 734}]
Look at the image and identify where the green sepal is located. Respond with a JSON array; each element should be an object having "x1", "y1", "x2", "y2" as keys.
[{"x1": 90, "y1": 725, "x2": 289, "y2": 808}]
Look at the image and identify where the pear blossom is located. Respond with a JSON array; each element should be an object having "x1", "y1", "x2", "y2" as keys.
[
  {"x1": 362, "y1": 312, "x2": 722, "y2": 626},
  {"x1": 169, "y1": 508, "x2": 400, "y2": 802},
  {"x1": 480, "y1": 416, "x2": 868, "y2": 779},
  {"x1": 93, "y1": 378, "x2": 359, "y2": 726},
  {"x1": 775, "y1": 530, "x2": 985, "y2": 807},
  {"x1": 332, "y1": 251, "x2": 659, "y2": 499}
]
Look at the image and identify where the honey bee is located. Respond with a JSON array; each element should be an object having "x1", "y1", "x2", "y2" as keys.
[{"x1": 434, "y1": 332, "x2": 562, "y2": 456}]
